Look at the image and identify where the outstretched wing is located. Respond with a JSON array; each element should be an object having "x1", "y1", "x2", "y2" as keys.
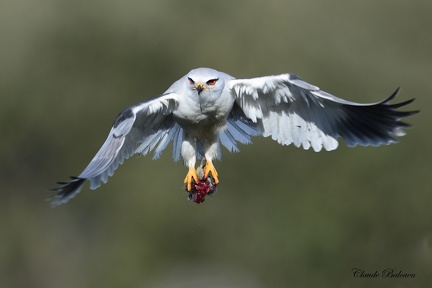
[
  {"x1": 229, "y1": 74, "x2": 418, "y2": 152},
  {"x1": 50, "y1": 93, "x2": 180, "y2": 206}
]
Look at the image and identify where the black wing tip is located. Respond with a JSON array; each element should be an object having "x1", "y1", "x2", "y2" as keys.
[
  {"x1": 389, "y1": 98, "x2": 418, "y2": 109},
  {"x1": 50, "y1": 176, "x2": 85, "y2": 190},
  {"x1": 378, "y1": 87, "x2": 400, "y2": 103},
  {"x1": 380, "y1": 87, "x2": 399, "y2": 102},
  {"x1": 49, "y1": 177, "x2": 86, "y2": 207},
  {"x1": 381, "y1": 88, "x2": 419, "y2": 118}
]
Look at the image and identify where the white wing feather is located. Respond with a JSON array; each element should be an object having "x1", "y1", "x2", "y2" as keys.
[{"x1": 229, "y1": 74, "x2": 416, "y2": 152}]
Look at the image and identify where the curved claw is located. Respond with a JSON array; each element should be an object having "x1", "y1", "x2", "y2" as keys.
[
  {"x1": 204, "y1": 161, "x2": 219, "y2": 185},
  {"x1": 184, "y1": 167, "x2": 199, "y2": 191}
]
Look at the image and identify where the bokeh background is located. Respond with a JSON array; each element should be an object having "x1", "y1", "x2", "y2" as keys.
[{"x1": 1, "y1": 0, "x2": 431, "y2": 287}]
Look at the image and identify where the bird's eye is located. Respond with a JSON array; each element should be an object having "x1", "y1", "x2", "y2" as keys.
[
  {"x1": 206, "y1": 79, "x2": 218, "y2": 86},
  {"x1": 188, "y1": 77, "x2": 195, "y2": 85}
]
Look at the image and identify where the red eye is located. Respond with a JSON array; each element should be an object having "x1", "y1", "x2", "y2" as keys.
[
  {"x1": 188, "y1": 77, "x2": 195, "y2": 85},
  {"x1": 206, "y1": 79, "x2": 218, "y2": 85}
]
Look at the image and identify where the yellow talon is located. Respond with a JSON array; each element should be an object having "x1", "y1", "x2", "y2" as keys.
[
  {"x1": 204, "y1": 160, "x2": 219, "y2": 185},
  {"x1": 184, "y1": 167, "x2": 199, "y2": 191}
]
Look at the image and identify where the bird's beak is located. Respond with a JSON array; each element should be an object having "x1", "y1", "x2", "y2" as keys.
[{"x1": 195, "y1": 83, "x2": 205, "y2": 95}]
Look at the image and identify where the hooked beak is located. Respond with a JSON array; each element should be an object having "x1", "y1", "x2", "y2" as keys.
[{"x1": 195, "y1": 83, "x2": 205, "y2": 95}]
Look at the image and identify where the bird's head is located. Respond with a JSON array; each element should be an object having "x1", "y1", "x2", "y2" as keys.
[{"x1": 186, "y1": 68, "x2": 224, "y2": 99}]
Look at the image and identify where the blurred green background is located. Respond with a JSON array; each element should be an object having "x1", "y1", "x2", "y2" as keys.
[{"x1": 1, "y1": 0, "x2": 430, "y2": 287}]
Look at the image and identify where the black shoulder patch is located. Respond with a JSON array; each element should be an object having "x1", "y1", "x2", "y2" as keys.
[
  {"x1": 288, "y1": 74, "x2": 302, "y2": 81},
  {"x1": 112, "y1": 108, "x2": 134, "y2": 128},
  {"x1": 111, "y1": 94, "x2": 171, "y2": 128}
]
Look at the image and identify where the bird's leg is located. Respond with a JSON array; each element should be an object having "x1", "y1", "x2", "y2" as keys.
[
  {"x1": 203, "y1": 141, "x2": 220, "y2": 185},
  {"x1": 203, "y1": 160, "x2": 219, "y2": 185},
  {"x1": 184, "y1": 166, "x2": 199, "y2": 191},
  {"x1": 182, "y1": 137, "x2": 198, "y2": 191}
]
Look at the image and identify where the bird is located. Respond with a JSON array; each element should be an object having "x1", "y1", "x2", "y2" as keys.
[{"x1": 50, "y1": 67, "x2": 418, "y2": 206}]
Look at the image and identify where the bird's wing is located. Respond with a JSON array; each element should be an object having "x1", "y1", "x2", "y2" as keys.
[
  {"x1": 228, "y1": 74, "x2": 418, "y2": 152},
  {"x1": 220, "y1": 102, "x2": 264, "y2": 153},
  {"x1": 51, "y1": 93, "x2": 180, "y2": 206}
]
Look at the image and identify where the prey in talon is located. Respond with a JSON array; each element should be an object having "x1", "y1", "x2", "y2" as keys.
[{"x1": 186, "y1": 161, "x2": 218, "y2": 204}]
